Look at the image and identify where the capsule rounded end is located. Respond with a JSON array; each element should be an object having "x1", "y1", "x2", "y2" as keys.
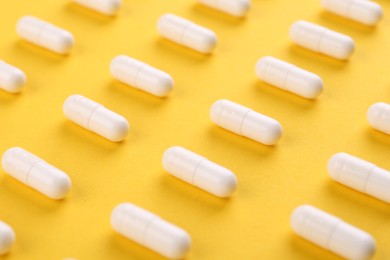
[
  {"x1": 255, "y1": 56, "x2": 272, "y2": 79},
  {"x1": 110, "y1": 202, "x2": 128, "y2": 231},
  {"x1": 107, "y1": 117, "x2": 130, "y2": 142},
  {"x1": 352, "y1": 233, "x2": 376, "y2": 260},
  {"x1": 367, "y1": 102, "x2": 387, "y2": 131},
  {"x1": 56, "y1": 32, "x2": 75, "y2": 54},
  {"x1": 154, "y1": 74, "x2": 174, "y2": 97},
  {"x1": 103, "y1": 0, "x2": 122, "y2": 15},
  {"x1": 198, "y1": 31, "x2": 218, "y2": 54},
  {"x1": 262, "y1": 120, "x2": 283, "y2": 145},
  {"x1": 165, "y1": 229, "x2": 192, "y2": 259},
  {"x1": 337, "y1": 36, "x2": 355, "y2": 60},
  {"x1": 303, "y1": 75, "x2": 323, "y2": 99},
  {"x1": 231, "y1": 0, "x2": 251, "y2": 17},
  {"x1": 214, "y1": 171, "x2": 238, "y2": 198},
  {"x1": 365, "y1": 4, "x2": 383, "y2": 26},
  {"x1": 210, "y1": 99, "x2": 228, "y2": 124},
  {"x1": 0, "y1": 221, "x2": 15, "y2": 255},
  {"x1": 2, "y1": 69, "x2": 26, "y2": 93},
  {"x1": 289, "y1": 20, "x2": 305, "y2": 42},
  {"x1": 162, "y1": 146, "x2": 182, "y2": 173},
  {"x1": 290, "y1": 205, "x2": 313, "y2": 234},
  {"x1": 327, "y1": 153, "x2": 348, "y2": 180},
  {"x1": 1, "y1": 147, "x2": 22, "y2": 172},
  {"x1": 47, "y1": 174, "x2": 71, "y2": 200}
]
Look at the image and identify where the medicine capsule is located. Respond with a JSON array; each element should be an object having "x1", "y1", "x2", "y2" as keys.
[
  {"x1": 198, "y1": 0, "x2": 251, "y2": 17},
  {"x1": 157, "y1": 14, "x2": 218, "y2": 54},
  {"x1": 255, "y1": 56, "x2": 323, "y2": 99},
  {"x1": 111, "y1": 203, "x2": 191, "y2": 259},
  {"x1": 328, "y1": 152, "x2": 390, "y2": 203},
  {"x1": 162, "y1": 146, "x2": 237, "y2": 197},
  {"x1": 210, "y1": 99, "x2": 282, "y2": 145},
  {"x1": 0, "y1": 60, "x2": 26, "y2": 93},
  {"x1": 110, "y1": 55, "x2": 174, "y2": 97},
  {"x1": 63, "y1": 95, "x2": 130, "y2": 142},
  {"x1": 0, "y1": 221, "x2": 15, "y2": 255},
  {"x1": 73, "y1": 0, "x2": 122, "y2": 16},
  {"x1": 367, "y1": 102, "x2": 390, "y2": 135},
  {"x1": 321, "y1": 0, "x2": 383, "y2": 26},
  {"x1": 1, "y1": 147, "x2": 71, "y2": 200},
  {"x1": 291, "y1": 205, "x2": 376, "y2": 260},
  {"x1": 16, "y1": 16, "x2": 74, "y2": 54},
  {"x1": 289, "y1": 20, "x2": 355, "y2": 60}
]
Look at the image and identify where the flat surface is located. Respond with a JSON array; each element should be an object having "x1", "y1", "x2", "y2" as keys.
[{"x1": 1, "y1": 0, "x2": 390, "y2": 259}]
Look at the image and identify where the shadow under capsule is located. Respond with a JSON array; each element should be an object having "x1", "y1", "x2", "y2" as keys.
[{"x1": 13, "y1": 40, "x2": 72, "y2": 63}]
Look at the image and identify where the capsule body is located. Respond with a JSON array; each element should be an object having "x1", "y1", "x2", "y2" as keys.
[
  {"x1": 0, "y1": 60, "x2": 26, "y2": 93},
  {"x1": 328, "y1": 152, "x2": 390, "y2": 203},
  {"x1": 198, "y1": 0, "x2": 251, "y2": 17},
  {"x1": 291, "y1": 205, "x2": 376, "y2": 260},
  {"x1": 321, "y1": 0, "x2": 383, "y2": 26},
  {"x1": 157, "y1": 14, "x2": 217, "y2": 54},
  {"x1": 367, "y1": 102, "x2": 390, "y2": 135},
  {"x1": 73, "y1": 0, "x2": 122, "y2": 15},
  {"x1": 210, "y1": 99, "x2": 282, "y2": 145},
  {"x1": 16, "y1": 16, "x2": 74, "y2": 54},
  {"x1": 162, "y1": 146, "x2": 237, "y2": 197},
  {"x1": 111, "y1": 203, "x2": 191, "y2": 259},
  {"x1": 1, "y1": 147, "x2": 71, "y2": 200},
  {"x1": 110, "y1": 55, "x2": 173, "y2": 97},
  {"x1": 255, "y1": 56, "x2": 323, "y2": 99},
  {"x1": 289, "y1": 20, "x2": 355, "y2": 60},
  {"x1": 0, "y1": 221, "x2": 15, "y2": 255}
]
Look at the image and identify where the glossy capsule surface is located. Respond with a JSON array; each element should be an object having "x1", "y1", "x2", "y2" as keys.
[
  {"x1": 198, "y1": 0, "x2": 251, "y2": 17},
  {"x1": 73, "y1": 0, "x2": 122, "y2": 15},
  {"x1": 0, "y1": 221, "x2": 15, "y2": 255},
  {"x1": 0, "y1": 60, "x2": 26, "y2": 93}
]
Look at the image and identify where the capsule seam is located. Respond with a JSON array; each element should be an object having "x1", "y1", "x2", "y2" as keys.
[
  {"x1": 345, "y1": 0, "x2": 354, "y2": 19},
  {"x1": 192, "y1": 158, "x2": 207, "y2": 185},
  {"x1": 25, "y1": 159, "x2": 43, "y2": 185},
  {"x1": 325, "y1": 221, "x2": 341, "y2": 248},
  {"x1": 86, "y1": 105, "x2": 102, "y2": 130},
  {"x1": 141, "y1": 216, "x2": 159, "y2": 244},
  {"x1": 239, "y1": 109, "x2": 252, "y2": 135},
  {"x1": 317, "y1": 29, "x2": 329, "y2": 53},
  {"x1": 134, "y1": 63, "x2": 148, "y2": 89},
  {"x1": 179, "y1": 23, "x2": 193, "y2": 45},
  {"x1": 36, "y1": 23, "x2": 49, "y2": 45},
  {"x1": 282, "y1": 65, "x2": 296, "y2": 90},
  {"x1": 362, "y1": 166, "x2": 377, "y2": 192}
]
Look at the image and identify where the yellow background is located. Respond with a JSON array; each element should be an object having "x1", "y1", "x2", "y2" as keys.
[{"x1": 1, "y1": 0, "x2": 390, "y2": 259}]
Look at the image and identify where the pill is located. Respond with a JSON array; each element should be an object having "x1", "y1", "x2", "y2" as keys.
[
  {"x1": 73, "y1": 0, "x2": 121, "y2": 15},
  {"x1": 328, "y1": 152, "x2": 390, "y2": 203},
  {"x1": 255, "y1": 56, "x2": 323, "y2": 99},
  {"x1": 198, "y1": 0, "x2": 251, "y2": 17},
  {"x1": 0, "y1": 60, "x2": 26, "y2": 93},
  {"x1": 111, "y1": 203, "x2": 191, "y2": 259},
  {"x1": 291, "y1": 205, "x2": 375, "y2": 260},
  {"x1": 210, "y1": 99, "x2": 282, "y2": 145},
  {"x1": 63, "y1": 94, "x2": 130, "y2": 142},
  {"x1": 289, "y1": 20, "x2": 355, "y2": 60},
  {"x1": 0, "y1": 221, "x2": 15, "y2": 255},
  {"x1": 367, "y1": 102, "x2": 390, "y2": 136},
  {"x1": 16, "y1": 16, "x2": 74, "y2": 54},
  {"x1": 110, "y1": 55, "x2": 174, "y2": 97},
  {"x1": 1, "y1": 147, "x2": 71, "y2": 200},
  {"x1": 157, "y1": 14, "x2": 218, "y2": 54},
  {"x1": 321, "y1": 0, "x2": 383, "y2": 26},
  {"x1": 162, "y1": 146, "x2": 237, "y2": 197}
]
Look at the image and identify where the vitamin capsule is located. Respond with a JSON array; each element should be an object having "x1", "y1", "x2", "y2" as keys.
[
  {"x1": 110, "y1": 55, "x2": 173, "y2": 97},
  {"x1": 0, "y1": 221, "x2": 15, "y2": 255},
  {"x1": 255, "y1": 56, "x2": 323, "y2": 99},
  {"x1": 63, "y1": 95, "x2": 130, "y2": 142},
  {"x1": 157, "y1": 14, "x2": 218, "y2": 54},
  {"x1": 321, "y1": 0, "x2": 383, "y2": 26},
  {"x1": 198, "y1": 0, "x2": 251, "y2": 17},
  {"x1": 0, "y1": 60, "x2": 26, "y2": 93},
  {"x1": 1, "y1": 147, "x2": 71, "y2": 200},
  {"x1": 367, "y1": 102, "x2": 390, "y2": 135},
  {"x1": 289, "y1": 20, "x2": 355, "y2": 60},
  {"x1": 16, "y1": 16, "x2": 74, "y2": 54},
  {"x1": 328, "y1": 152, "x2": 390, "y2": 203},
  {"x1": 291, "y1": 205, "x2": 376, "y2": 260},
  {"x1": 210, "y1": 99, "x2": 282, "y2": 145},
  {"x1": 73, "y1": 0, "x2": 121, "y2": 15},
  {"x1": 162, "y1": 146, "x2": 237, "y2": 197},
  {"x1": 111, "y1": 203, "x2": 191, "y2": 259}
]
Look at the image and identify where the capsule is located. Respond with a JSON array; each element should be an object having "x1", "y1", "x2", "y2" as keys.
[
  {"x1": 291, "y1": 205, "x2": 375, "y2": 260},
  {"x1": 321, "y1": 0, "x2": 383, "y2": 26},
  {"x1": 210, "y1": 99, "x2": 282, "y2": 145},
  {"x1": 63, "y1": 95, "x2": 130, "y2": 142},
  {"x1": 198, "y1": 0, "x2": 251, "y2": 17},
  {"x1": 1, "y1": 147, "x2": 71, "y2": 200},
  {"x1": 110, "y1": 55, "x2": 174, "y2": 97},
  {"x1": 16, "y1": 16, "x2": 74, "y2": 54},
  {"x1": 73, "y1": 0, "x2": 122, "y2": 15},
  {"x1": 111, "y1": 203, "x2": 191, "y2": 259},
  {"x1": 255, "y1": 56, "x2": 323, "y2": 99},
  {"x1": 328, "y1": 152, "x2": 390, "y2": 203},
  {"x1": 0, "y1": 221, "x2": 15, "y2": 255},
  {"x1": 157, "y1": 14, "x2": 218, "y2": 54},
  {"x1": 289, "y1": 20, "x2": 355, "y2": 60},
  {"x1": 0, "y1": 60, "x2": 26, "y2": 93},
  {"x1": 367, "y1": 102, "x2": 390, "y2": 135},
  {"x1": 162, "y1": 146, "x2": 237, "y2": 197}
]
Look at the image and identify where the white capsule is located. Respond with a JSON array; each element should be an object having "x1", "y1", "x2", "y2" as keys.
[
  {"x1": 16, "y1": 16, "x2": 74, "y2": 54},
  {"x1": 291, "y1": 205, "x2": 376, "y2": 260},
  {"x1": 0, "y1": 221, "x2": 15, "y2": 255},
  {"x1": 73, "y1": 0, "x2": 122, "y2": 16},
  {"x1": 328, "y1": 152, "x2": 390, "y2": 203},
  {"x1": 162, "y1": 146, "x2": 237, "y2": 198},
  {"x1": 110, "y1": 55, "x2": 174, "y2": 97},
  {"x1": 321, "y1": 0, "x2": 383, "y2": 26},
  {"x1": 1, "y1": 147, "x2": 71, "y2": 200},
  {"x1": 289, "y1": 20, "x2": 355, "y2": 60},
  {"x1": 63, "y1": 95, "x2": 130, "y2": 142},
  {"x1": 111, "y1": 203, "x2": 191, "y2": 259},
  {"x1": 210, "y1": 99, "x2": 282, "y2": 145},
  {"x1": 367, "y1": 102, "x2": 390, "y2": 135},
  {"x1": 255, "y1": 56, "x2": 323, "y2": 99},
  {"x1": 198, "y1": 0, "x2": 251, "y2": 17},
  {"x1": 157, "y1": 14, "x2": 218, "y2": 54},
  {"x1": 0, "y1": 60, "x2": 26, "y2": 93}
]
